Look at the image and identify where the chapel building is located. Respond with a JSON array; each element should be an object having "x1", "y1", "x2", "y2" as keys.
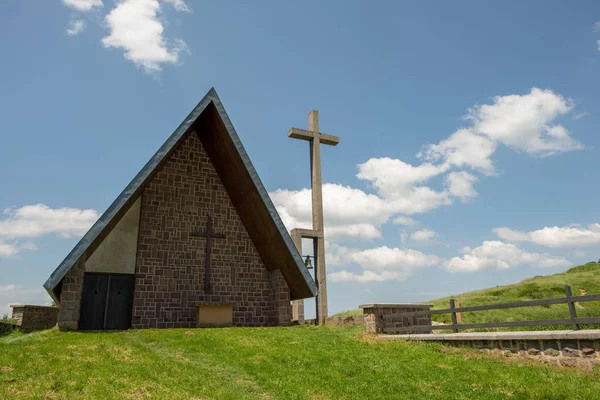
[{"x1": 44, "y1": 89, "x2": 317, "y2": 330}]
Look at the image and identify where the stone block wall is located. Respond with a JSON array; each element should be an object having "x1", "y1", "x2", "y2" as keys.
[
  {"x1": 132, "y1": 131, "x2": 291, "y2": 329},
  {"x1": 325, "y1": 314, "x2": 365, "y2": 327},
  {"x1": 270, "y1": 269, "x2": 292, "y2": 326},
  {"x1": 57, "y1": 257, "x2": 86, "y2": 330},
  {"x1": 292, "y1": 299, "x2": 305, "y2": 324},
  {"x1": 361, "y1": 304, "x2": 432, "y2": 334},
  {"x1": 443, "y1": 337, "x2": 600, "y2": 368},
  {"x1": 11, "y1": 305, "x2": 59, "y2": 333}
]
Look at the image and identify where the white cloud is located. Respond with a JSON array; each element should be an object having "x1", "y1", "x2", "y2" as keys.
[
  {"x1": 350, "y1": 246, "x2": 440, "y2": 270},
  {"x1": 0, "y1": 204, "x2": 99, "y2": 240},
  {"x1": 272, "y1": 184, "x2": 390, "y2": 227},
  {"x1": 102, "y1": 0, "x2": 190, "y2": 73},
  {"x1": 445, "y1": 240, "x2": 571, "y2": 273},
  {"x1": 326, "y1": 244, "x2": 439, "y2": 283},
  {"x1": 420, "y1": 88, "x2": 583, "y2": 176},
  {"x1": 410, "y1": 229, "x2": 438, "y2": 242},
  {"x1": 0, "y1": 204, "x2": 99, "y2": 258},
  {"x1": 357, "y1": 157, "x2": 449, "y2": 198},
  {"x1": 419, "y1": 129, "x2": 497, "y2": 175},
  {"x1": 272, "y1": 164, "x2": 464, "y2": 242},
  {"x1": 162, "y1": 0, "x2": 191, "y2": 12},
  {"x1": 0, "y1": 241, "x2": 19, "y2": 258},
  {"x1": 0, "y1": 240, "x2": 37, "y2": 258},
  {"x1": 493, "y1": 227, "x2": 531, "y2": 242},
  {"x1": 0, "y1": 285, "x2": 52, "y2": 317},
  {"x1": 494, "y1": 223, "x2": 600, "y2": 248},
  {"x1": 62, "y1": 0, "x2": 103, "y2": 12},
  {"x1": 325, "y1": 242, "x2": 358, "y2": 267},
  {"x1": 271, "y1": 178, "x2": 456, "y2": 242},
  {"x1": 325, "y1": 242, "x2": 441, "y2": 273},
  {"x1": 392, "y1": 216, "x2": 418, "y2": 226},
  {"x1": 445, "y1": 171, "x2": 478, "y2": 202},
  {"x1": 325, "y1": 224, "x2": 382, "y2": 240},
  {"x1": 67, "y1": 19, "x2": 86, "y2": 36},
  {"x1": 271, "y1": 184, "x2": 390, "y2": 240},
  {"x1": 328, "y1": 270, "x2": 409, "y2": 283},
  {"x1": 594, "y1": 21, "x2": 600, "y2": 32},
  {"x1": 384, "y1": 185, "x2": 452, "y2": 215},
  {"x1": 573, "y1": 112, "x2": 589, "y2": 120},
  {"x1": 468, "y1": 88, "x2": 581, "y2": 156},
  {"x1": 358, "y1": 159, "x2": 451, "y2": 213}
]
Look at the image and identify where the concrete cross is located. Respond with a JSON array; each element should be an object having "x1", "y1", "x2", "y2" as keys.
[
  {"x1": 288, "y1": 110, "x2": 339, "y2": 325},
  {"x1": 190, "y1": 215, "x2": 226, "y2": 292}
]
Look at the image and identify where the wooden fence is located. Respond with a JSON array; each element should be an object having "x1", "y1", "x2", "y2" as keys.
[{"x1": 383, "y1": 286, "x2": 600, "y2": 334}]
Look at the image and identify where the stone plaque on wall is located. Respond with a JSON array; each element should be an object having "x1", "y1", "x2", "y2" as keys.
[{"x1": 196, "y1": 302, "x2": 234, "y2": 328}]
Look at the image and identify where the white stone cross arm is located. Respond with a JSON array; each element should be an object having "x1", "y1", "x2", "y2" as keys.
[
  {"x1": 288, "y1": 128, "x2": 340, "y2": 146},
  {"x1": 288, "y1": 109, "x2": 340, "y2": 147}
]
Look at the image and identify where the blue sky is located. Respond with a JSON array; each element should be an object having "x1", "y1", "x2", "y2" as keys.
[{"x1": 2, "y1": 1, "x2": 600, "y2": 317}]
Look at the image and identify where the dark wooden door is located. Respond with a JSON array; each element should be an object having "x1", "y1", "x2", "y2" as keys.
[
  {"x1": 79, "y1": 274, "x2": 109, "y2": 330},
  {"x1": 105, "y1": 275, "x2": 135, "y2": 330},
  {"x1": 79, "y1": 273, "x2": 135, "y2": 330}
]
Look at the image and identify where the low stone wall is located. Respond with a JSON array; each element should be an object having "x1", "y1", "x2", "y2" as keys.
[
  {"x1": 295, "y1": 315, "x2": 364, "y2": 326},
  {"x1": 360, "y1": 303, "x2": 432, "y2": 334},
  {"x1": 11, "y1": 305, "x2": 58, "y2": 333},
  {"x1": 325, "y1": 314, "x2": 364, "y2": 327},
  {"x1": 383, "y1": 330, "x2": 600, "y2": 368},
  {"x1": 0, "y1": 322, "x2": 18, "y2": 336}
]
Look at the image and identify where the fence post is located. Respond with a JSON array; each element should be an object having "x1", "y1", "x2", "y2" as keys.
[
  {"x1": 564, "y1": 285, "x2": 580, "y2": 330},
  {"x1": 454, "y1": 299, "x2": 463, "y2": 323},
  {"x1": 449, "y1": 299, "x2": 459, "y2": 333}
]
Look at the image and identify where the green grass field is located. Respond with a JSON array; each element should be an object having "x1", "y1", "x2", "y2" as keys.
[
  {"x1": 429, "y1": 262, "x2": 600, "y2": 329},
  {"x1": 335, "y1": 263, "x2": 600, "y2": 330},
  {"x1": 1, "y1": 325, "x2": 599, "y2": 399}
]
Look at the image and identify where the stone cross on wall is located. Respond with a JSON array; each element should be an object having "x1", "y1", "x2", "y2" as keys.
[
  {"x1": 288, "y1": 110, "x2": 339, "y2": 325},
  {"x1": 190, "y1": 215, "x2": 226, "y2": 292}
]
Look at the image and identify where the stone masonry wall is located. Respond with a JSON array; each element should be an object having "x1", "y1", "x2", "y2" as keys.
[
  {"x1": 11, "y1": 305, "x2": 59, "y2": 332},
  {"x1": 363, "y1": 305, "x2": 432, "y2": 334},
  {"x1": 325, "y1": 314, "x2": 365, "y2": 327},
  {"x1": 445, "y1": 337, "x2": 600, "y2": 368},
  {"x1": 132, "y1": 131, "x2": 291, "y2": 329},
  {"x1": 270, "y1": 269, "x2": 291, "y2": 326},
  {"x1": 57, "y1": 257, "x2": 86, "y2": 330}
]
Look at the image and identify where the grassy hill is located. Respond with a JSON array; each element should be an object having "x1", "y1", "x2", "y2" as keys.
[
  {"x1": 1, "y1": 325, "x2": 599, "y2": 399},
  {"x1": 429, "y1": 262, "x2": 600, "y2": 329},
  {"x1": 335, "y1": 262, "x2": 600, "y2": 330}
]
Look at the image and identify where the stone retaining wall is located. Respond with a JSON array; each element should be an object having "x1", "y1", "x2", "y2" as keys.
[
  {"x1": 297, "y1": 315, "x2": 365, "y2": 326},
  {"x1": 11, "y1": 305, "x2": 58, "y2": 333},
  {"x1": 481, "y1": 339, "x2": 600, "y2": 368},
  {"x1": 384, "y1": 330, "x2": 600, "y2": 368},
  {"x1": 444, "y1": 337, "x2": 599, "y2": 368},
  {"x1": 324, "y1": 314, "x2": 364, "y2": 327}
]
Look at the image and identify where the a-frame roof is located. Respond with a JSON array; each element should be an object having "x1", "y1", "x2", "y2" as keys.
[{"x1": 44, "y1": 88, "x2": 317, "y2": 301}]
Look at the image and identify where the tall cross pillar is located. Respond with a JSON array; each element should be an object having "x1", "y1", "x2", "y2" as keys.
[
  {"x1": 290, "y1": 229, "x2": 304, "y2": 324},
  {"x1": 289, "y1": 110, "x2": 339, "y2": 325}
]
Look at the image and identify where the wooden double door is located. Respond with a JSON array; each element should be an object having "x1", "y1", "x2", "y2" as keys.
[{"x1": 79, "y1": 273, "x2": 135, "y2": 330}]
